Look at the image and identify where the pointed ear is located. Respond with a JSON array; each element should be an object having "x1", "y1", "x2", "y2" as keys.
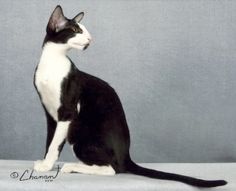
[
  {"x1": 73, "y1": 12, "x2": 84, "y2": 23},
  {"x1": 47, "y1": 5, "x2": 68, "y2": 33}
]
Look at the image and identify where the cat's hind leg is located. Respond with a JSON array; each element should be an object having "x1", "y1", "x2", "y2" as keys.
[
  {"x1": 62, "y1": 140, "x2": 116, "y2": 175},
  {"x1": 61, "y1": 162, "x2": 115, "y2": 176}
]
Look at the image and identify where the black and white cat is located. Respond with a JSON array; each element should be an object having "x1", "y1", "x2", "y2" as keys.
[{"x1": 33, "y1": 5, "x2": 227, "y2": 187}]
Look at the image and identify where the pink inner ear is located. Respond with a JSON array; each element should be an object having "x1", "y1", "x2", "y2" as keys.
[
  {"x1": 52, "y1": 16, "x2": 67, "y2": 32},
  {"x1": 57, "y1": 18, "x2": 67, "y2": 29},
  {"x1": 49, "y1": 7, "x2": 68, "y2": 32}
]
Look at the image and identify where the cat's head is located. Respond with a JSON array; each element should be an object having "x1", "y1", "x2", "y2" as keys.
[{"x1": 44, "y1": 5, "x2": 92, "y2": 51}]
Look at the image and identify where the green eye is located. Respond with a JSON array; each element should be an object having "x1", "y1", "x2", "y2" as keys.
[
  {"x1": 71, "y1": 26, "x2": 82, "y2": 33},
  {"x1": 71, "y1": 27, "x2": 78, "y2": 33}
]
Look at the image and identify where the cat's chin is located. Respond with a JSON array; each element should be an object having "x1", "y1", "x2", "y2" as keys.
[{"x1": 69, "y1": 43, "x2": 89, "y2": 51}]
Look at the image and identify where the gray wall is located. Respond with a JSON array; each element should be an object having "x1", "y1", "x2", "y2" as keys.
[{"x1": 0, "y1": 0, "x2": 236, "y2": 163}]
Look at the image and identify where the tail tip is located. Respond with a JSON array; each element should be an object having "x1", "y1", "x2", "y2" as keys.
[
  {"x1": 208, "y1": 180, "x2": 228, "y2": 187},
  {"x1": 195, "y1": 179, "x2": 227, "y2": 187},
  {"x1": 218, "y1": 180, "x2": 227, "y2": 186}
]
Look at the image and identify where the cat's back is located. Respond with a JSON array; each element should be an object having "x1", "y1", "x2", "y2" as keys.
[
  {"x1": 75, "y1": 69, "x2": 123, "y2": 111},
  {"x1": 78, "y1": 70, "x2": 118, "y2": 98}
]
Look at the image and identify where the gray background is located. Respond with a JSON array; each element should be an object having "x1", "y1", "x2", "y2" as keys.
[{"x1": 0, "y1": 0, "x2": 235, "y2": 163}]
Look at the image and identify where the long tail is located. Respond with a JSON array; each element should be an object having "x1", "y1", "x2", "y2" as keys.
[{"x1": 125, "y1": 159, "x2": 227, "y2": 188}]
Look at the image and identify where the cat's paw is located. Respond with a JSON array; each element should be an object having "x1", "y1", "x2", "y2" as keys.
[
  {"x1": 34, "y1": 160, "x2": 53, "y2": 172},
  {"x1": 60, "y1": 163, "x2": 74, "y2": 173}
]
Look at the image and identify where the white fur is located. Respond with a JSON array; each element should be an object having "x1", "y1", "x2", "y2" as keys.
[
  {"x1": 35, "y1": 43, "x2": 71, "y2": 121},
  {"x1": 34, "y1": 121, "x2": 70, "y2": 172},
  {"x1": 61, "y1": 162, "x2": 116, "y2": 176},
  {"x1": 34, "y1": 23, "x2": 92, "y2": 172},
  {"x1": 35, "y1": 24, "x2": 91, "y2": 121},
  {"x1": 77, "y1": 103, "x2": 81, "y2": 113},
  {"x1": 67, "y1": 24, "x2": 92, "y2": 50}
]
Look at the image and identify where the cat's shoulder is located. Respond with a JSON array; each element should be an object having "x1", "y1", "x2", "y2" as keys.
[{"x1": 78, "y1": 70, "x2": 113, "y2": 90}]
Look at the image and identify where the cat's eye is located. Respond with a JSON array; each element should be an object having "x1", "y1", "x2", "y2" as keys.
[
  {"x1": 71, "y1": 26, "x2": 82, "y2": 33},
  {"x1": 71, "y1": 27, "x2": 77, "y2": 33}
]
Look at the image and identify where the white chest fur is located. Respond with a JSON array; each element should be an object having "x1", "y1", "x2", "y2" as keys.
[{"x1": 35, "y1": 43, "x2": 71, "y2": 121}]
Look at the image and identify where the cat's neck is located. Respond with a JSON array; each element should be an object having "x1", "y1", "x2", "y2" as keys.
[
  {"x1": 39, "y1": 42, "x2": 72, "y2": 68},
  {"x1": 37, "y1": 42, "x2": 72, "y2": 78},
  {"x1": 41, "y1": 42, "x2": 70, "y2": 58}
]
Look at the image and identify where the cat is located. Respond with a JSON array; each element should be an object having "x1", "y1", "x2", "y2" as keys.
[{"x1": 33, "y1": 5, "x2": 227, "y2": 187}]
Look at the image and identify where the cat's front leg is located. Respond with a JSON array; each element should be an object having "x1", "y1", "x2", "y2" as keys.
[{"x1": 34, "y1": 121, "x2": 70, "y2": 172}]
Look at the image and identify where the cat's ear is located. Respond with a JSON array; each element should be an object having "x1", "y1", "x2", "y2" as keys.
[
  {"x1": 73, "y1": 12, "x2": 84, "y2": 23},
  {"x1": 47, "y1": 5, "x2": 68, "y2": 33}
]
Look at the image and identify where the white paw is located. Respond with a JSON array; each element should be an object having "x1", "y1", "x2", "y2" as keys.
[
  {"x1": 34, "y1": 160, "x2": 53, "y2": 172},
  {"x1": 100, "y1": 166, "x2": 116, "y2": 176},
  {"x1": 60, "y1": 163, "x2": 74, "y2": 173}
]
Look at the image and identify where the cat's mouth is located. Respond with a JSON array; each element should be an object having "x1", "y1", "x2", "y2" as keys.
[
  {"x1": 83, "y1": 43, "x2": 89, "y2": 50},
  {"x1": 70, "y1": 42, "x2": 90, "y2": 50}
]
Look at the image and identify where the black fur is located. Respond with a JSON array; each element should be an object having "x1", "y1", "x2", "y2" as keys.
[
  {"x1": 35, "y1": 5, "x2": 227, "y2": 187},
  {"x1": 43, "y1": 6, "x2": 83, "y2": 45}
]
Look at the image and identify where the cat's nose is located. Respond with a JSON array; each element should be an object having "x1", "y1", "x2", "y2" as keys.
[
  {"x1": 87, "y1": 37, "x2": 92, "y2": 43},
  {"x1": 87, "y1": 34, "x2": 92, "y2": 42}
]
